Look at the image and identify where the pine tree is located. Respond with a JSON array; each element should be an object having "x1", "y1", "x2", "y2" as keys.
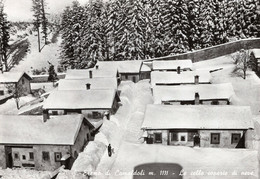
[
  {"x1": 32, "y1": 0, "x2": 42, "y2": 52},
  {"x1": 0, "y1": 2, "x2": 10, "y2": 72},
  {"x1": 40, "y1": 0, "x2": 48, "y2": 44}
]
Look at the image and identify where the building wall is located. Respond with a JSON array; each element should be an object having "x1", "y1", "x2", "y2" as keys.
[
  {"x1": 120, "y1": 74, "x2": 140, "y2": 83},
  {"x1": 70, "y1": 120, "x2": 92, "y2": 166},
  {"x1": 12, "y1": 147, "x2": 34, "y2": 168},
  {"x1": 161, "y1": 100, "x2": 229, "y2": 105},
  {"x1": 146, "y1": 129, "x2": 245, "y2": 148},
  {"x1": 17, "y1": 76, "x2": 31, "y2": 95},
  {"x1": 199, "y1": 130, "x2": 244, "y2": 148},
  {"x1": 140, "y1": 71, "x2": 151, "y2": 80},
  {"x1": 147, "y1": 130, "x2": 168, "y2": 145},
  {"x1": 33, "y1": 145, "x2": 70, "y2": 170},
  {"x1": 0, "y1": 145, "x2": 6, "y2": 168}
]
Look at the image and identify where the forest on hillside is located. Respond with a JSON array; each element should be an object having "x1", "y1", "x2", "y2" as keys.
[{"x1": 60, "y1": 0, "x2": 260, "y2": 69}]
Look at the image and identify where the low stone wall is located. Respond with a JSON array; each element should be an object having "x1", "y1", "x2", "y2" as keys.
[{"x1": 152, "y1": 38, "x2": 260, "y2": 62}]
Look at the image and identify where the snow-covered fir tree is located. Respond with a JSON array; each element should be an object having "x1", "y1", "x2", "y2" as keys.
[{"x1": 59, "y1": 0, "x2": 260, "y2": 69}]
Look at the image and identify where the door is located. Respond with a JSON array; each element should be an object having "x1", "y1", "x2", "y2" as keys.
[{"x1": 7, "y1": 153, "x2": 13, "y2": 168}]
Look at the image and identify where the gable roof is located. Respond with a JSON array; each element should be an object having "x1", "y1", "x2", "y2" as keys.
[
  {"x1": 151, "y1": 70, "x2": 211, "y2": 86},
  {"x1": 43, "y1": 89, "x2": 119, "y2": 110},
  {"x1": 58, "y1": 78, "x2": 118, "y2": 91},
  {"x1": 153, "y1": 59, "x2": 193, "y2": 71},
  {"x1": 251, "y1": 49, "x2": 260, "y2": 58},
  {"x1": 96, "y1": 60, "x2": 143, "y2": 74},
  {"x1": 0, "y1": 72, "x2": 32, "y2": 83},
  {"x1": 0, "y1": 114, "x2": 85, "y2": 145},
  {"x1": 153, "y1": 83, "x2": 235, "y2": 104},
  {"x1": 142, "y1": 105, "x2": 253, "y2": 130},
  {"x1": 65, "y1": 69, "x2": 118, "y2": 80}
]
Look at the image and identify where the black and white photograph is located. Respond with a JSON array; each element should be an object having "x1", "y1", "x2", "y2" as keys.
[{"x1": 0, "y1": 0, "x2": 260, "y2": 178}]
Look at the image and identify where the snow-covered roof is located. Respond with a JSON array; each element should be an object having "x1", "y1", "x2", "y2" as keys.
[
  {"x1": 251, "y1": 49, "x2": 260, "y2": 58},
  {"x1": 0, "y1": 114, "x2": 85, "y2": 145},
  {"x1": 153, "y1": 83, "x2": 235, "y2": 104},
  {"x1": 0, "y1": 72, "x2": 32, "y2": 83},
  {"x1": 65, "y1": 69, "x2": 118, "y2": 80},
  {"x1": 43, "y1": 89, "x2": 119, "y2": 110},
  {"x1": 153, "y1": 59, "x2": 193, "y2": 71},
  {"x1": 58, "y1": 78, "x2": 118, "y2": 91},
  {"x1": 151, "y1": 70, "x2": 211, "y2": 86},
  {"x1": 96, "y1": 60, "x2": 143, "y2": 74},
  {"x1": 142, "y1": 105, "x2": 253, "y2": 130}
]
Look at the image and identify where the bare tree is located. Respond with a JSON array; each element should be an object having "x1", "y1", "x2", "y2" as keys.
[
  {"x1": 231, "y1": 49, "x2": 249, "y2": 79},
  {"x1": 5, "y1": 83, "x2": 26, "y2": 109}
]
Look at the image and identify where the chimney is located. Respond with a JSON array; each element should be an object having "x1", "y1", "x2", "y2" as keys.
[
  {"x1": 89, "y1": 70, "x2": 93, "y2": 78},
  {"x1": 86, "y1": 83, "x2": 91, "y2": 90},
  {"x1": 96, "y1": 65, "x2": 99, "y2": 70},
  {"x1": 177, "y1": 66, "x2": 181, "y2": 74},
  {"x1": 194, "y1": 75, "x2": 199, "y2": 84},
  {"x1": 195, "y1": 92, "x2": 200, "y2": 105},
  {"x1": 43, "y1": 109, "x2": 50, "y2": 122}
]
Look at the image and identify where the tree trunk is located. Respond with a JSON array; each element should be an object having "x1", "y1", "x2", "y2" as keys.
[
  {"x1": 15, "y1": 98, "x2": 20, "y2": 109},
  {"x1": 41, "y1": 0, "x2": 47, "y2": 45},
  {"x1": 37, "y1": 25, "x2": 41, "y2": 52},
  {"x1": 3, "y1": 53, "x2": 8, "y2": 72}
]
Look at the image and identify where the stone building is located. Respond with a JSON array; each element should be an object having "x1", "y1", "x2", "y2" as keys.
[
  {"x1": 142, "y1": 105, "x2": 253, "y2": 148},
  {"x1": 0, "y1": 72, "x2": 32, "y2": 96},
  {"x1": 152, "y1": 83, "x2": 235, "y2": 105},
  {"x1": 58, "y1": 77, "x2": 118, "y2": 91},
  {"x1": 0, "y1": 114, "x2": 95, "y2": 170},
  {"x1": 151, "y1": 70, "x2": 211, "y2": 86},
  {"x1": 43, "y1": 89, "x2": 120, "y2": 119}
]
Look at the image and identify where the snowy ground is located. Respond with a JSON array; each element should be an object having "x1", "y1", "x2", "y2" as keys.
[
  {"x1": 10, "y1": 32, "x2": 62, "y2": 74},
  {"x1": 0, "y1": 95, "x2": 37, "y2": 115},
  {"x1": 109, "y1": 142, "x2": 258, "y2": 179},
  {"x1": 1, "y1": 52, "x2": 260, "y2": 178},
  {"x1": 82, "y1": 54, "x2": 259, "y2": 179},
  {"x1": 0, "y1": 168, "x2": 51, "y2": 179}
]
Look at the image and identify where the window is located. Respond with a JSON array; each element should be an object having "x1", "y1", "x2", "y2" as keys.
[
  {"x1": 163, "y1": 101, "x2": 171, "y2": 105},
  {"x1": 154, "y1": 133, "x2": 162, "y2": 143},
  {"x1": 232, "y1": 133, "x2": 241, "y2": 144},
  {"x1": 14, "y1": 152, "x2": 19, "y2": 160},
  {"x1": 211, "y1": 133, "x2": 220, "y2": 144},
  {"x1": 180, "y1": 136, "x2": 186, "y2": 141},
  {"x1": 22, "y1": 79, "x2": 25, "y2": 85},
  {"x1": 0, "y1": 90, "x2": 4, "y2": 96},
  {"x1": 29, "y1": 152, "x2": 34, "y2": 160},
  {"x1": 22, "y1": 155, "x2": 26, "y2": 160},
  {"x1": 211, "y1": 100, "x2": 219, "y2": 105},
  {"x1": 171, "y1": 132, "x2": 178, "y2": 141},
  {"x1": 125, "y1": 75, "x2": 128, "y2": 80},
  {"x1": 52, "y1": 111, "x2": 58, "y2": 115},
  {"x1": 133, "y1": 76, "x2": 136, "y2": 83},
  {"x1": 42, "y1": 151, "x2": 50, "y2": 161},
  {"x1": 92, "y1": 112, "x2": 101, "y2": 119},
  {"x1": 54, "y1": 152, "x2": 62, "y2": 162}
]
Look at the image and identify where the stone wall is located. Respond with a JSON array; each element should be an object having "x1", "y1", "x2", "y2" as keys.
[
  {"x1": 152, "y1": 38, "x2": 260, "y2": 62},
  {"x1": 199, "y1": 130, "x2": 244, "y2": 148}
]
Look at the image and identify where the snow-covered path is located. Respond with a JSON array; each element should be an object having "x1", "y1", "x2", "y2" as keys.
[{"x1": 93, "y1": 80, "x2": 153, "y2": 178}]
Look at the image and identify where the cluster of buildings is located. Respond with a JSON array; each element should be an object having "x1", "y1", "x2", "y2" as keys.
[
  {"x1": 0, "y1": 60, "x2": 150, "y2": 171},
  {"x1": 0, "y1": 58, "x2": 255, "y2": 172},
  {"x1": 141, "y1": 59, "x2": 254, "y2": 148}
]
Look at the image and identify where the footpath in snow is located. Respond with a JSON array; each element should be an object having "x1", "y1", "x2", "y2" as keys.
[{"x1": 57, "y1": 80, "x2": 153, "y2": 179}]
